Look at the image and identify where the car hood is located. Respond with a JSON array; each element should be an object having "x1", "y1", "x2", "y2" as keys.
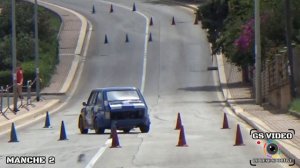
[{"x1": 109, "y1": 101, "x2": 145, "y2": 110}]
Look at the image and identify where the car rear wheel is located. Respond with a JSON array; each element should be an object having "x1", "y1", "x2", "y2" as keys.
[
  {"x1": 139, "y1": 125, "x2": 150, "y2": 133},
  {"x1": 94, "y1": 118, "x2": 105, "y2": 134},
  {"x1": 79, "y1": 116, "x2": 88, "y2": 134}
]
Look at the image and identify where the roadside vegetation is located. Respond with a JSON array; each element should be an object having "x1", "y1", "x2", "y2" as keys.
[
  {"x1": 289, "y1": 99, "x2": 300, "y2": 113},
  {"x1": 198, "y1": 0, "x2": 300, "y2": 80},
  {"x1": 0, "y1": 0, "x2": 61, "y2": 88}
]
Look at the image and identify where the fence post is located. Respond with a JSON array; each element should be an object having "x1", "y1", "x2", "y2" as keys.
[
  {"x1": 0, "y1": 86, "x2": 3, "y2": 113},
  {"x1": 27, "y1": 80, "x2": 32, "y2": 106},
  {"x1": 6, "y1": 85, "x2": 13, "y2": 113}
]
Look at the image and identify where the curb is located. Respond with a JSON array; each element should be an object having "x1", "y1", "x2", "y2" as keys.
[
  {"x1": 215, "y1": 54, "x2": 300, "y2": 166},
  {"x1": 36, "y1": 0, "x2": 88, "y2": 94},
  {"x1": 161, "y1": 0, "x2": 199, "y2": 11},
  {"x1": 289, "y1": 110, "x2": 300, "y2": 118},
  {"x1": 0, "y1": 99, "x2": 59, "y2": 135}
]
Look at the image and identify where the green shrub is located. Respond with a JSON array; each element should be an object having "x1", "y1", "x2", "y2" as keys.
[
  {"x1": 289, "y1": 99, "x2": 300, "y2": 113},
  {"x1": 0, "y1": 70, "x2": 11, "y2": 87},
  {"x1": 0, "y1": 0, "x2": 61, "y2": 89}
]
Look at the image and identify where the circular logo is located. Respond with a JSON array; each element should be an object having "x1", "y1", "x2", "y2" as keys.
[{"x1": 263, "y1": 140, "x2": 282, "y2": 158}]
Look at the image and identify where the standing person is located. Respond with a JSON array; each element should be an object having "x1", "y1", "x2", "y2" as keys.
[{"x1": 16, "y1": 62, "x2": 24, "y2": 100}]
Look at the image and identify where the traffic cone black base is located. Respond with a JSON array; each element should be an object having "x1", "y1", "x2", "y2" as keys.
[
  {"x1": 234, "y1": 124, "x2": 244, "y2": 146},
  {"x1": 44, "y1": 111, "x2": 51, "y2": 128},
  {"x1": 8, "y1": 122, "x2": 19, "y2": 143},
  {"x1": 59, "y1": 121, "x2": 68, "y2": 141}
]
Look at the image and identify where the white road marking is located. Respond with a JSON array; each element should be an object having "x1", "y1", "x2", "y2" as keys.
[
  {"x1": 85, "y1": 139, "x2": 111, "y2": 168},
  {"x1": 85, "y1": 1, "x2": 150, "y2": 167},
  {"x1": 95, "y1": 0, "x2": 150, "y2": 94},
  {"x1": 136, "y1": 12, "x2": 150, "y2": 94}
]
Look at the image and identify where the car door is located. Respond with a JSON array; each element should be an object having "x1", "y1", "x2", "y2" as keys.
[
  {"x1": 85, "y1": 91, "x2": 97, "y2": 127},
  {"x1": 94, "y1": 91, "x2": 104, "y2": 116}
]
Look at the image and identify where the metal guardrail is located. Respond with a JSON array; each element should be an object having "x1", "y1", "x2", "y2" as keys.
[{"x1": 0, "y1": 79, "x2": 38, "y2": 120}]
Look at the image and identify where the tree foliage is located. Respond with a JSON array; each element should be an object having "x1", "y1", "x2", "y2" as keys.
[
  {"x1": 199, "y1": 0, "x2": 300, "y2": 67},
  {"x1": 0, "y1": 0, "x2": 60, "y2": 87},
  {"x1": 0, "y1": 0, "x2": 58, "y2": 70}
]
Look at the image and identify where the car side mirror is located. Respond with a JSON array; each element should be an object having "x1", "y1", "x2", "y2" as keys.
[{"x1": 82, "y1": 102, "x2": 87, "y2": 106}]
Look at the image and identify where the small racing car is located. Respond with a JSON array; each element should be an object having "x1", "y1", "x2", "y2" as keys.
[{"x1": 78, "y1": 87, "x2": 150, "y2": 134}]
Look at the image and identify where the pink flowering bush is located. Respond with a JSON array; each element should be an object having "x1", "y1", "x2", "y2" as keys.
[{"x1": 234, "y1": 19, "x2": 254, "y2": 51}]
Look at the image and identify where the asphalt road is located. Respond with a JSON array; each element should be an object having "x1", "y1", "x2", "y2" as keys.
[{"x1": 0, "y1": 0, "x2": 289, "y2": 168}]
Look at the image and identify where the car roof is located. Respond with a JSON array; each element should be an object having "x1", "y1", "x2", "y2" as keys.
[{"x1": 92, "y1": 87, "x2": 138, "y2": 92}]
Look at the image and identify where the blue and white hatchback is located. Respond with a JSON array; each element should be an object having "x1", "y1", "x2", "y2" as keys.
[{"x1": 78, "y1": 87, "x2": 151, "y2": 134}]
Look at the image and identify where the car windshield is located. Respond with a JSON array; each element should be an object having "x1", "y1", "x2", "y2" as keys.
[{"x1": 106, "y1": 90, "x2": 140, "y2": 101}]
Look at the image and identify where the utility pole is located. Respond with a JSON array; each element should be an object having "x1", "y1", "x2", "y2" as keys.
[
  {"x1": 254, "y1": 0, "x2": 262, "y2": 104},
  {"x1": 34, "y1": 0, "x2": 40, "y2": 101},
  {"x1": 12, "y1": 0, "x2": 18, "y2": 112},
  {"x1": 285, "y1": 0, "x2": 296, "y2": 98}
]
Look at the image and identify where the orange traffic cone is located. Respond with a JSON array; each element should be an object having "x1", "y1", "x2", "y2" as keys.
[
  {"x1": 111, "y1": 126, "x2": 121, "y2": 148},
  {"x1": 234, "y1": 124, "x2": 244, "y2": 146},
  {"x1": 110, "y1": 4, "x2": 114, "y2": 13},
  {"x1": 177, "y1": 125, "x2": 188, "y2": 147},
  {"x1": 175, "y1": 112, "x2": 182, "y2": 130},
  {"x1": 149, "y1": 17, "x2": 153, "y2": 26},
  {"x1": 221, "y1": 113, "x2": 229, "y2": 129},
  {"x1": 171, "y1": 16, "x2": 176, "y2": 25}
]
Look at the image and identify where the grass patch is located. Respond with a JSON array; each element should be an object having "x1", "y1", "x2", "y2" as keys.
[{"x1": 289, "y1": 99, "x2": 300, "y2": 113}]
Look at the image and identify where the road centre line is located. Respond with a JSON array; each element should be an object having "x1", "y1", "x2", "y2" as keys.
[
  {"x1": 95, "y1": 0, "x2": 150, "y2": 94},
  {"x1": 85, "y1": 139, "x2": 111, "y2": 168},
  {"x1": 85, "y1": 1, "x2": 150, "y2": 167}
]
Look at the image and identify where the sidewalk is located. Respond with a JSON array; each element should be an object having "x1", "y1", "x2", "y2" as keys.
[
  {"x1": 0, "y1": 0, "x2": 87, "y2": 134},
  {"x1": 217, "y1": 54, "x2": 300, "y2": 166},
  {"x1": 167, "y1": 0, "x2": 300, "y2": 165}
]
